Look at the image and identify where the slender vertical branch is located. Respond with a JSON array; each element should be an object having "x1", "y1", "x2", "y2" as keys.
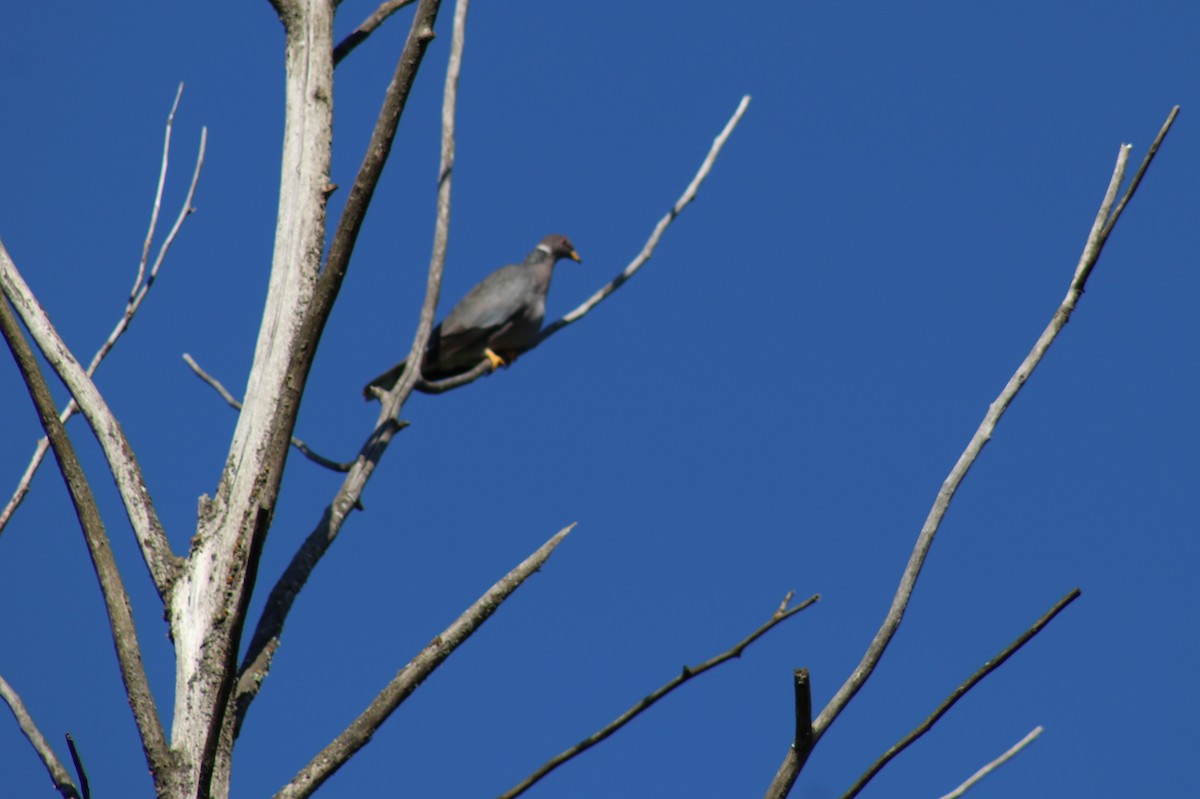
[
  {"x1": 0, "y1": 296, "x2": 170, "y2": 791},
  {"x1": 64, "y1": 734, "x2": 91, "y2": 799},
  {"x1": 168, "y1": 3, "x2": 335, "y2": 796},
  {"x1": 793, "y1": 668, "x2": 813, "y2": 754},
  {"x1": 376, "y1": 0, "x2": 467, "y2": 411}
]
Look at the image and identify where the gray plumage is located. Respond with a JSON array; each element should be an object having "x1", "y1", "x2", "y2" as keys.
[{"x1": 364, "y1": 234, "x2": 581, "y2": 398}]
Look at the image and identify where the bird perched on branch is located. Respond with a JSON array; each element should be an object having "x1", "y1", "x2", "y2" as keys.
[{"x1": 363, "y1": 234, "x2": 582, "y2": 399}]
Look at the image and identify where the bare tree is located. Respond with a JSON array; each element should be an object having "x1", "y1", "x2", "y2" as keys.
[{"x1": 0, "y1": 3, "x2": 1179, "y2": 799}]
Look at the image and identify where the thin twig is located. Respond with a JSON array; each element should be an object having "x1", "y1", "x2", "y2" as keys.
[
  {"x1": 0, "y1": 242, "x2": 180, "y2": 598},
  {"x1": 64, "y1": 734, "x2": 91, "y2": 799},
  {"x1": 840, "y1": 590, "x2": 1079, "y2": 799},
  {"x1": 376, "y1": 0, "x2": 466, "y2": 414},
  {"x1": 499, "y1": 592, "x2": 820, "y2": 799},
  {"x1": 334, "y1": 0, "x2": 417, "y2": 65},
  {"x1": 233, "y1": 0, "x2": 448, "y2": 730},
  {"x1": 765, "y1": 108, "x2": 1177, "y2": 799},
  {"x1": 0, "y1": 296, "x2": 171, "y2": 790},
  {"x1": 1099, "y1": 107, "x2": 1179, "y2": 240},
  {"x1": 936, "y1": 726, "x2": 1044, "y2": 799},
  {"x1": 182, "y1": 354, "x2": 354, "y2": 472},
  {"x1": 132, "y1": 84, "x2": 180, "y2": 299},
  {"x1": 274, "y1": 523, "x2": 576, "y2": 799},
  {"x1": 541, "y1": 94, "x2": 751, "y2": 339},
  {"x1": 0, "y1": 675, "x2": 80, "y2": 799},
  {"x1": 0, "y1": 91, "x2": 205, "y2": 539}
]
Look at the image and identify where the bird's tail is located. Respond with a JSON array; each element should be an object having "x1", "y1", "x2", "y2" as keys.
[{"x1": 362, "y1": 359, "x2": 408, "y2": 400}]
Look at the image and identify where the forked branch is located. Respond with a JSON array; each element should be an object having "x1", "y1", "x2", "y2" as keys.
[{"x1": 0, "y1": 88, "x2": 205, "y2": 543}]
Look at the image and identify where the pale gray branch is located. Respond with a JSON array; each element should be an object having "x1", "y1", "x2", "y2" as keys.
[
  {"x1": 937, "y1": 726, "x2": 1044, "y2": 799},
  {"x1": 0, "y1": 675, "x2": 81, "y2": 799},
  {"x1": 233, "y1": 0, "x2": 450, "y2": 731},
  {"x1": 0, "y1": 243, "x2": 179, "y2": 598},
  {"x1": 132, "y1": 83, "x2": 182, "y2": 302},
  {"x1": 539, "y1": 94, "x2": 751, "y2": 341},
  {"x1": 0, "y1": 91, "x2": 206, "y2": 542},
  {"x1": 274, "y1": 523, "x2": 575, "y2": 799},
  {"x1": 170, "y1": 6, "x2": 337, "y2": 797},
  {"x1": 766, "y1": 107, "x2": 1178, "y2": 799}
]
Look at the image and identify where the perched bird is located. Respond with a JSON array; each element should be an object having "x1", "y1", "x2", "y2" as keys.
[{"x1": 363, "y1": 234, "x2": 582, "y2": 398}]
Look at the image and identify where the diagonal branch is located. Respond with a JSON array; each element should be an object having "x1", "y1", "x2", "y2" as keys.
[
  {"x1": 0, "y1": 90, "x2": 206, "y2": 539},
  {"x1": 540, "y1": 94, "x2": 751, "y2": 341},
  {"x1": 274, "y1": 523, "x2": 576, "y2": 799},
  {"x1": 182, "y1": 353, "x2": 354, "y2": 471},
  {"x1": 233, "y1": 0, "x2": 450, "y2": 730},
  {"x1": 334, "y1": 0, "x2": 418, "y2": 65},
  {"x1": 937, "y1": 726, "x2": 1044, "y2": 799},
  {"x1": 411, "y1": 93, "x2": 752, "y2": 396},
  {"x1": 765, "y1": 107, "x2": 1178, "y2": 799},
  {"x1": 840, "y1": 589, "x2": 1079, "y2": 799},
  {"x1": 0, "y1": 243, "x2": 179, "y2": 599},
  {"x1": 0, "y1": 296, "x2": 171, "y2": 790},
  {"x1": 0, "y1": 675, "x2": 81, "y2": 799},
  {"x1": 499, "y1": 592, "x2": 820, "y2": 799}
]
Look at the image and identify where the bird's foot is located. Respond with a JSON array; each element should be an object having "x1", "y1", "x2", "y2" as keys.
[{"x1": 483, "y1": 349, "x2": 507, "y2": 371}]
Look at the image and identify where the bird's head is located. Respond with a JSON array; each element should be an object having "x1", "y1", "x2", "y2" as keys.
[{"x1": 537, "y1": 234, "x2": 582, "y2": 264}]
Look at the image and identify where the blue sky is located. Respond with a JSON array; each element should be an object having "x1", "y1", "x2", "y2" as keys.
[{"x1": 1, "y1": 2, "x2": 1197, "y2": 798}]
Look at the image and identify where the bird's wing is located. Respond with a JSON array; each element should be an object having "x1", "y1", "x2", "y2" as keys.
[{"x1": 440, "y1": 264, "x2": 534, "y2": 336}]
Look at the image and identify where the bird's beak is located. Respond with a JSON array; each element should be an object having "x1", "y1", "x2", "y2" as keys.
[{"x1": 568, "y1": 249, "x2": 582, "y2": 263}]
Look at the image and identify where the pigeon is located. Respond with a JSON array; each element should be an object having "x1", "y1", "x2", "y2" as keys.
[{"x1": 364, "y1": 234, "x2": 582, "y2": 398}]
